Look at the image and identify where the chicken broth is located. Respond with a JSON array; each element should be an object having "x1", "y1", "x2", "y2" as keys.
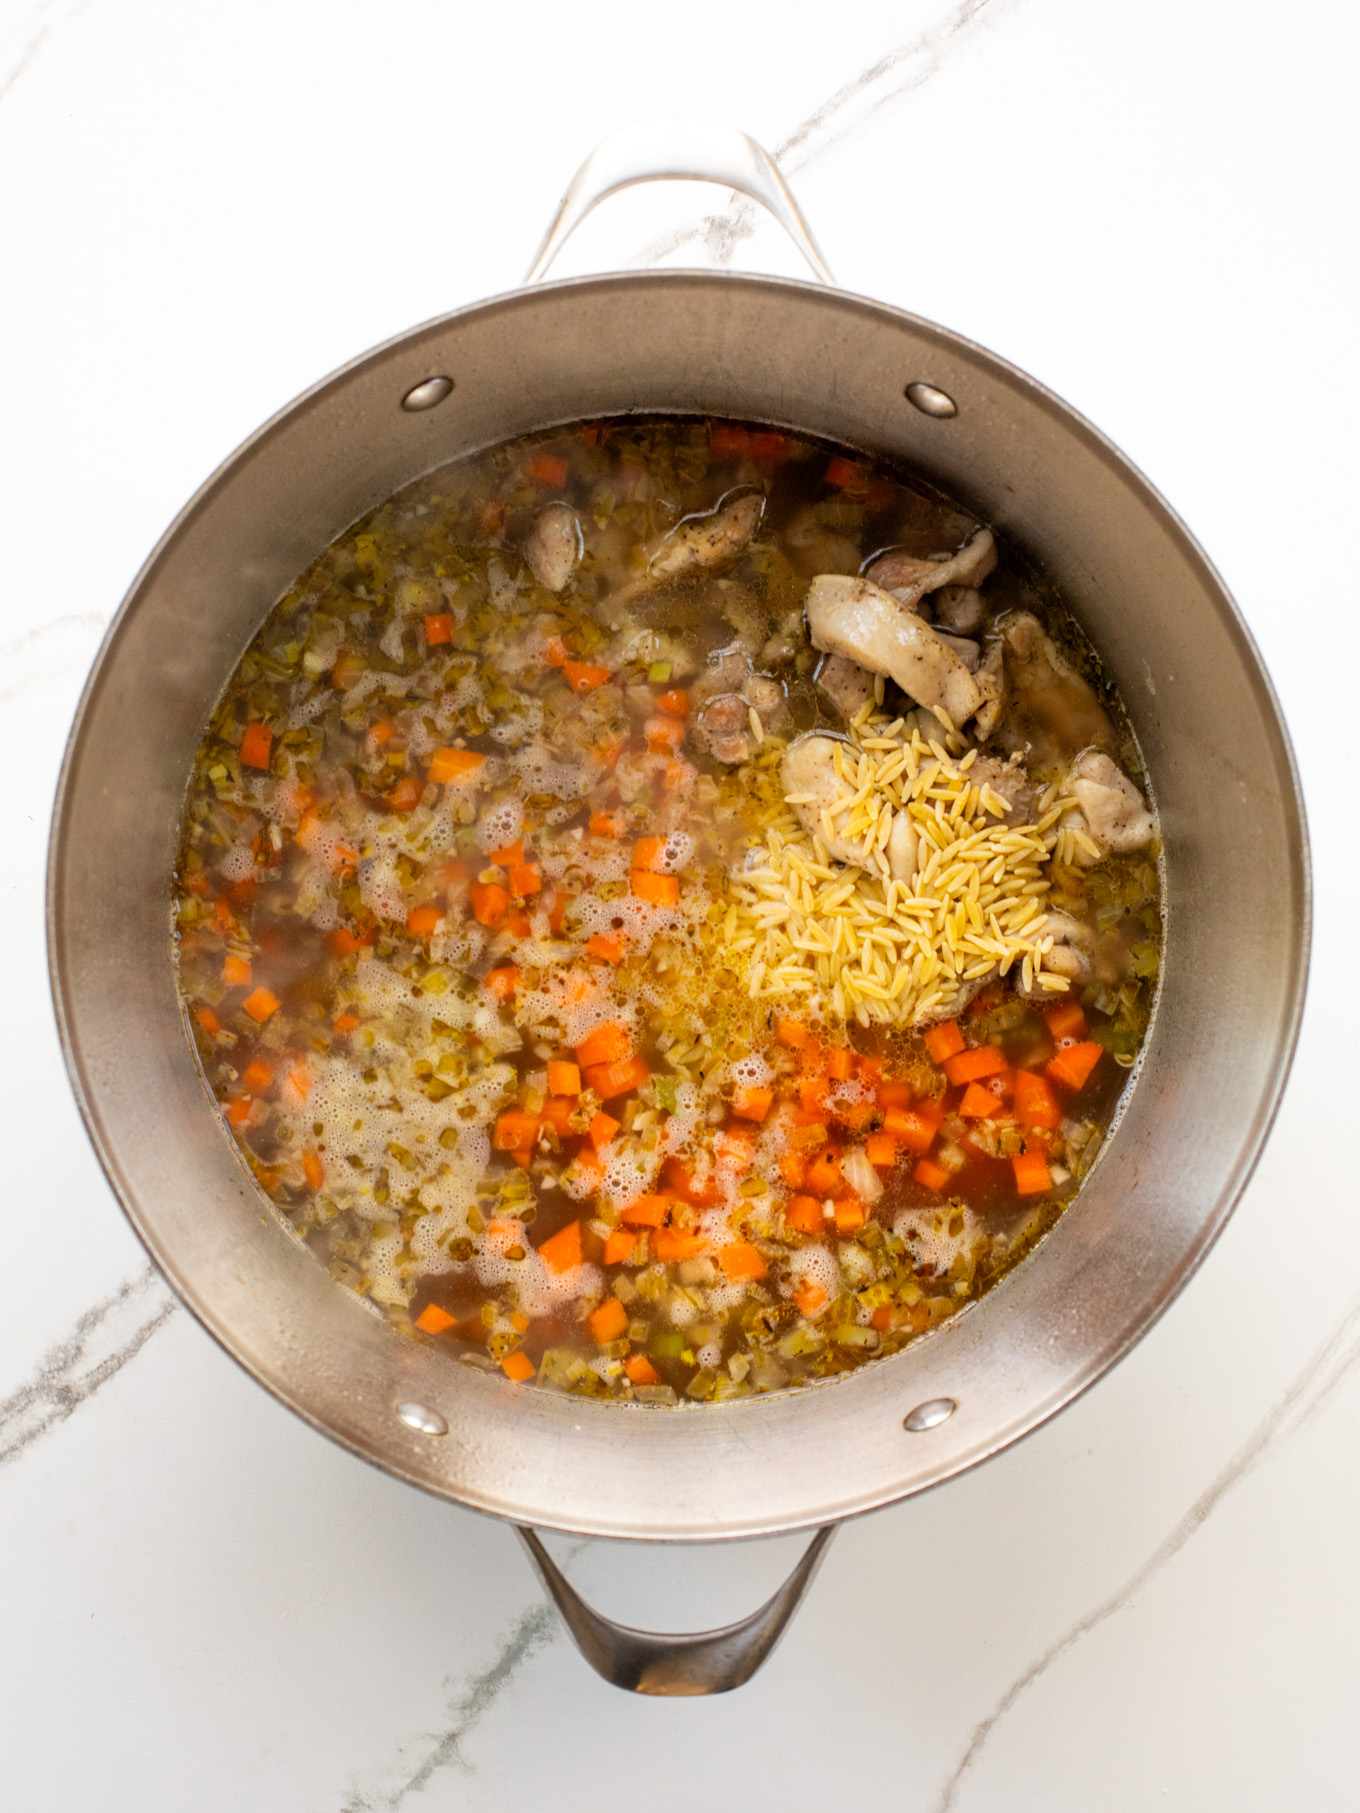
[{"x1": 174, "y1": 417, "x2": 1161, "y2": 1404}]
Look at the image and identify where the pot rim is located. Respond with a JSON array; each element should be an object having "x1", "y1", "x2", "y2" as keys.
[{"x1": 48, "y1": 267, "x2": 1312, "y2": 1540}]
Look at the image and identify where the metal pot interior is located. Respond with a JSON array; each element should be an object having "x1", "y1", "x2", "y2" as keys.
[{"x1": 48, "y1": 273, "x2": 1309, "y2": 1539}]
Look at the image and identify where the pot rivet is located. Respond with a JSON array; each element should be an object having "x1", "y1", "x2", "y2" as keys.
[
  {"x1": 396, "y1": 1401, "x2": 449, "y2": 1436},
  {"x1": 903, "y1": 1397, "x2": 956, "y2": 1432},
  {"x1": 905, "y1": 381, "x2": 957, "y2": 419},
  {"x1": 401, "y1": 376, "x2": 454, "y2": 413}
]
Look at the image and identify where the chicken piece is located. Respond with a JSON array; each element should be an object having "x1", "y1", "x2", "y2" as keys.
[
  {"x1": 1065, "y1": 750, "x2": 1155, "y2": 857},
  {"x1": 817, "y1": 653, "x2": 876, "y2": 719},
  {"x1": 968, "y1": 756, "x2": 1038, "y2": 828},
  {"x1": 523, "y1": 504, "x2": 581, "y2": 593},
  {"x1": 643, "y1": 492, "x2": 764, "y2": 586},
  {"x1": 805, "y1": 574, "x2": 983, "y2": 728},
  {"x1": 864, "y1": 529, "x2": 997, "y2": 613},
  {"x1": 695, "y1": 693, "x2": 756, "y2": 764},
  {"x1": 781, "y1": 734, "x2": 916, "y2": 880},
  {"x1": 936, "y1": 631, "x2": 980, "y2": 671},
  {"x1": 693, "y1": 672, "x2": 784, "y2": 765},
  {"x1": 972, "y1": 640, "x2": 1006, "y2": 740},
  {"x1": 934, "y1": 585, "x2": 984, "y2": 634},
  {"x1": 992, "y1": 612, "x2": 1115, "y2": 770},
  {"x1": 1017, "y1": 911, "x2": 1096, "y2": 998},
  {"x1": 783, "y1": 505, "x2": 863, "y2": 579}
]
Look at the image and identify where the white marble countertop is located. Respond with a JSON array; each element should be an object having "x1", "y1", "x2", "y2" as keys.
[{"x1": 3, "y1": 0, "x2": 1357, "y2": 1805}]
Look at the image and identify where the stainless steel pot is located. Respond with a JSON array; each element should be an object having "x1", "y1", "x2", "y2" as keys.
[{"x1": 47, "y1": 123, "x2": 1309, "y2": 1695}]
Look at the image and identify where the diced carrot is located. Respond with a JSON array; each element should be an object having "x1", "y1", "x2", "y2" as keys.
[
  {"x1": 540, "y1": 1097, "x2": 574, "y2": 1135},
  {"x1": 385, "y1": 776, "x2": 422, "y2": 812},
  {"x1": 805, "y1": 1147, "x2": 842, "y2": 1195},
  {"x1": 494, "y1": 1109, "x2": 541, "y2": 1151},
  {"x1": 424, "y1": 613, "x2": 454, "y2": 645},
  {"x1": 794, "y1": 1281, "x2": 828, "y2": 1318},
  {"x1": 585, "y1": 1055, "x2": 651, "y2": 1099},
  {"x1": 562, "y1": 660, "x2": 612, "y2": 694},
  {"x1": 709, "y1": 424, "x2": 751, "y2": 457},
  {"x1": 924, "y1": 1021, "x2": 966, "y2": 1065},
  {"x1": 779, "y1": 1151, "x2": 808, "y2": 1188},
  {"x1": 732, "y1": 1085, "x2": 774, "y2": 1123},
  {"x1": 588, "y1": 1297, "x2": 629, "y2": 1344},
  {"x1": 576, "y1": 1021, "x2": 632, "y2": 1068},
  {"x1": 644, "y1": 716, "x2": 686, "y2": 754},
  {"x1": 538, "y1": 1219, "x2": 583, "y2": 1272},
  {"x1": 856, "y1": 1055, "x2": 885, "y2": 1084},
  {"x1": 414, "y1": 1303, "x2": 456, "y2": 1335},
  {"x1": 506, "y1": 911, "x2": 532, "y2": 939},
  {"x1": 195, "y1": 1006, "x2": 221, "y2": 1037},
  {"x1": 959, "y1": 1081, "x2": 1002, "y2": 1119},
  {"x1": 428, "y1": 746, "x2": 486, "y2": 784},
  {"x1": 825, "y1": 1047, "x2": 854, "y2": 1082},
  {"x1": 664, "y1": 1156, "x2": 724, "y2": 1207},
  {"x1": 865, "y1": 1132, "x2": 898, "y2": 1168},
  {"x1": 223, "y1": 1096, "x2": 253, "y2": 1127},
  {"x1": 662, "y1": 757, "x2": 694, "y2": 793},
  {"x1": 547, "y1": 1061, "x2": 581, "y2": 1097},
  {"x1": 589, "y1": 810, "x2": 623, "y2": 838},
  {"x1": 1013, "y1": 1151, "x2": 1053, "y2": 1196},
  {"x1": 242, "y1": 987, "x2": 280, "y2": 1023},
  {"x1": 1013, "y1": 1069, "x2": 1061, "y2": 1130},
  {"x1": 914, "y1": 1158, "x2": 950, "y2": 1191},
  {"x1": 508, "y1": 863, "x2": 541, "y2": 898},
  {"x1": 655, "y1": 689, "x2": 690, "y2": 717},
  {"x1": 589, "y1": 1110, "x2": 619, "y2": 1151},
  {"x1": 524, "y1": 452, "x2": 568, "y2": 487},
  {"x1": 825, "y1": 454, "x2": 865, "y2": 490},
  {"x1": 717, "y1": 1123, "x2": 757, "y2": 1170},
  {"x1": 654, "y1": 1227, "x2": 707, "y2": 1263},
  {"x1": 221, "y1": 953, "x2": 252, "y2": 988},
  {"x1": 585, "y1": 932, "x2": 625, "y2": 964},
  {"x1": 543, "y1": 635, "x2": 571, "y2": 668},
  {"x1": 748, "y1": 430, "x2": 794, "y2": 462},
  {"x1": 720, "y1": 1243, "x2": 768, "y2": 1282},
  {"x1": 775, "y1": 1016, "x2": 810, "y2": 1051},
  {"x1": 470, "y1": 882, "x2": 509, "y2": 926},
  {"x1": 944, "y1": 1044, "x2": 1008, "y2": 1087},
  {"x1": 482, "y1": 965, "x2": 520, "y2": 1001},
  {"x1": 799, "y1": 1075, "x2": 830, "y2": 1116},
  {"x1": 332, "y1": 1013, "x2": 359, "y2": 1034},
  {"x1": 624, "y1": 1352, "x2": 660, "y2": 1386},
  {"x1": 1046, "y1": 999, "x2": 1088, "y2": 1043},
  {"x1": 631, "y1": 871, "x2": 680, "y2": 906},
  {"x1": 488, "y1": 839, "x2": 524, "y2": 866},
  {"x1": 631, "y1": 837, "x2": 667, "y2": 872},
  {"x1": 603, "y1": 1230, "x2": 637, "y2": 1267},
  {"x1": 367, "y1": 720, "x2": 394, "y2": 748},
  {"x1": 509, "y1": 1311, "x2": 531, "y2": 1333},
  {"x1": 543, "y1": 887, "x2": 571, "y2": 934},
  {"x1": 329, "y1": 925, "x2": 374, "y2": 957},
  {"x1": 834, "y1": 1198, "x2": 866, "y2": 1236},
  {"x1": 476, "y1": 499, "x2": 507, "y2": 535},
  {"x1": 299, "y1": 1150, "x2": 324, "y2": 1191},
  {"x1": 406, "y1": 904, "x2": 442, "y2": 938},
  {"x1": 1046, "y1": 1041, "x2": 1103, "y2": 1092},
  {"x1": 239, "y1": 722, "x2": 273, "y2": 770},
  {"x1": 871, "y1": 1305, "x2": 896, "y2": 1333},
  {"x1": 242, "y1": 1057, "x2": 273, "y2": 1093},
  {"x1": 501, "y1": 1351, "x2": 537, "y2": 1382},
  {"x1": 876, "y1": 1079, "x2": 913, "y2": 1109},
  {"x1": 882, "y1": 1104, "x2": 941, "y2": 1156},
  {"x1": 785, "y1": 1195, "x2": 826, "y2": 1235},
  {"x1": 621, "y1": 1194, "x2": 671, "y2": 1229},
  {"x1": 571, "y1": 1146, "x2": 605, "y2": 1191}
]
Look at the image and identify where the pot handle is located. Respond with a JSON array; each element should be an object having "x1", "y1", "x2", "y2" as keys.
[
  {"x1": 524, "y1": 119, "x2": 834, "y2": 287},
  {"x1": 516, "y1": 1522, "x2": 836, "y2": 1696}
]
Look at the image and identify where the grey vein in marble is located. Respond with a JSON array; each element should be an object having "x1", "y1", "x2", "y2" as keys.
[
  {"x1": 628, "y1": 0, "x2": 1022, "y2": 271},
  {"x1": 0, "y1": 1263, "x2": 176, "y2": 1470},
  {"x1": 0, "y1": 0, "x2": 98, "y2": 103},
  {"x1": 933, "y1": 1293, "x2": 1360, "y2": 1810},
  {"x1": 339, "y1": 1602, "x2": 559, "y2": 1809}
]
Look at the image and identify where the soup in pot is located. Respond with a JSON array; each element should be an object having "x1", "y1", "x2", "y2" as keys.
[{"x1": 173, "y1": 418, "x2": 1161, "y2": 1403}]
